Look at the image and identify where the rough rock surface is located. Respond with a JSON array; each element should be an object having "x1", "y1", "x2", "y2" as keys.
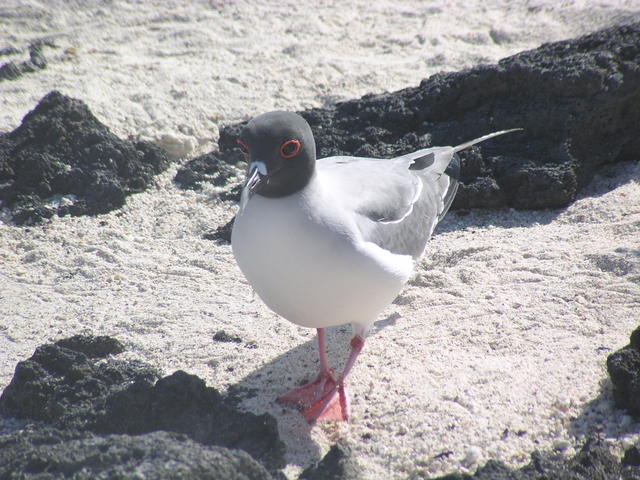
[
  {"x1": 0, "y1": 426, "x2": 274, "y2": 480},
  {"x1": 174, "y1": 149, "x2": 244, "y2": 191},
  {"x1": 299, "y1": 443, "x2": 361, "y2": 480},
  {"x1": 607, "y1": 326, "x2": 640, "y2": 419},
  {"x1": 178, "y1": 22, "x2": 640, "y2": 211},
  {"x1": 0, "y1": 41, "x2": 49, "y2": 82},
  {"x1": 0, "y1": 91, "x2": 170, "y2": 224},
  {"x1": 0, "y1": 335, "x2": 286, "y2": 474},
  {"x1": 203, "y1": 217, "x2": 234, "y2": 243},
  {"x1": 412, "y1": 437, "x2": 640, "y2": 480},
  {"x1": 0, "y1": 336, "x2": 160, "y2": 426},
  {"x1": 624, "y1": 442, "x2": 640, "y2": 469}
]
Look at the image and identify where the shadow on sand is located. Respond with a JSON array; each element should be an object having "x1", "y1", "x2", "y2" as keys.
[
  {"x1": 227, "y1": 314, "x2": 400, "y2": 466},
  {"x1": 567, "y1": 375, "x2": 639, "y2": 442}
]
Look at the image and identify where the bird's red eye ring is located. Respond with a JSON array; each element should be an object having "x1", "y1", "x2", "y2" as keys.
[
  {"x1": 237, "y1": 139, "x2": 250, "y2": 155},
  {"x1": 280, "y1": 140, "x2": 301, "y2": 159}
]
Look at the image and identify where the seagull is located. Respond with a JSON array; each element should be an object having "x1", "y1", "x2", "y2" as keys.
[{"x1": 231, "y1": 111, "x2": 520, "y2": 423}]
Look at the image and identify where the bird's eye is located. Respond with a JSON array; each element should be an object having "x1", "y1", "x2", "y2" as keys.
[
  {"x1": 280, "y1": 140, "x2": 301, "y2": 159},
  {"x1": 237, "y1": 139, "x2": 250, "y2": 155}
]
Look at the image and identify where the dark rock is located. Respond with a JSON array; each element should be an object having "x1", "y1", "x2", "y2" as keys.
[
  {"x1": 299, "y1": 443, "x2": 361, "y2": 480},
  {"x1": 566, "y1": 438, "x2": 623, "y2": 479},
  {"x1": 219, "y1": 183, "x2": 242, "y2": 202},
  {"x1": 191, "y1": 22, "x2": 640, "y2": 211},
  {"x1": 0, "y1": 41, "x2": 49, "y2": 82},
  {"x1": 623, "y1": 444, "x2": 640, "y2": 480},
  {"x1": 624, "y1": 442, "x2": 640, "y2": 466},
  {"x1": 226, "y1": 384, "x2": 260, "y2": 406},
  {"x1": 95, "y1": 370, "x2": 285, "y2": 472},
  {"x1": 0, "y1": 91, "x2": 170, "y2": 224},
  {"x1": 55, "y1": 334, "x2": 125, "y2": 357},
  {"x1": 203, "y1": 217, "x2": 234, "y2": 243},
  {"x1": 418, "y1": 460, "x2": 518, "y2": 480},
  {"x1": 0, "y1": 45, "x2": 22, "y2": 57},
  {"x1": 607, "y1": 326, "x2": 640, "y2": 418},
  {"x1": 0, "y1": 335, "x2": 286, "y2": 474},
  {"x1": 0, "y1": 338, "x2": 160, "y2": 425},
  {"x1": 0, "y1": 426, "x2": 274, "y2": 480},
  {"x1": 174, "y1": 148, "x2": 244, "y2": 191},
  {"x1": 415, "y1": 437, "x2": 629, "y2": 479},
  {"x1": 213, "y1": 330, "x2": 243, "y2": 343}
]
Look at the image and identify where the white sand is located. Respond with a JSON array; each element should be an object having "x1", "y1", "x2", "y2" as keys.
[{"x1": 1, "y1": 1, "x2": 640, "y2": 478}]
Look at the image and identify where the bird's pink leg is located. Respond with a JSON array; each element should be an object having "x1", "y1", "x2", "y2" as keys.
[
  {"x1": 277, "y1": 328, "x2": 337, "y2": 409},
  {"x1": 303, "y1": 335, "x2": 365, "y2": 424}
]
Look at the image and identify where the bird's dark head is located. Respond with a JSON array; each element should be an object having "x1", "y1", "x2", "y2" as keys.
[{"x1": 237, "y1": 111, "x2": 316, "y2": 206}]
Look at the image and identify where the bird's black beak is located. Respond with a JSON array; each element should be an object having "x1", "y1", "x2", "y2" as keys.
[{"x1": 239, "y1": 161, "x2": 267, "y2": 212}]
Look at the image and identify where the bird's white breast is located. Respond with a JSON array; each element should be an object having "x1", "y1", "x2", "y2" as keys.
[{"x1": 231, "y1": 177, "x2": 413, "y2": 333}]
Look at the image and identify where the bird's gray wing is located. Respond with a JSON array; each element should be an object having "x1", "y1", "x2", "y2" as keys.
[
  {"x1": 318, "y1": 155, "x2": 423, "y2": 223},
  {"x1": 317, "y1": 147, "x2": 457, "y2": 260},
  {"x1": 318, "y1": 129, "x2": 521, "y2": 260}
]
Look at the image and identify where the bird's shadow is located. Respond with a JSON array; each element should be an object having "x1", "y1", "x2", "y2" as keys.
[{"x1": 226, "y1": 315, "x2": 399, "y2": 466}]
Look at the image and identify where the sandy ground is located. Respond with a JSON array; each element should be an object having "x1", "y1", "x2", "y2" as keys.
[{"x1": 1, "y1": 1, "x2": 640, "y2": 478}]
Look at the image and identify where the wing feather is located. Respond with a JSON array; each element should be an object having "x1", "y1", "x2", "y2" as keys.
[{"x1": 316, "y1": 129, "x2": 520, "y2": 259}]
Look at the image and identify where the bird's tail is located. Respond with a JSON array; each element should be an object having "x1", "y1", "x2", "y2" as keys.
[
  {"x1": 436, "y1": 128, "x2": 522, "y2": 221},
  {"x1": 452, "y1": 128, "x2": 523, "y2": 153}
]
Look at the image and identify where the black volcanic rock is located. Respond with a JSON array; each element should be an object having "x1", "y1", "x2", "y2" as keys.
[
  {"x1": 417, "y1": 437, "x2": 634, "y2": 480},
  {"x1": 0, "y1": 426, "x2": 274, "y2": 480},
  {"x1": 0, "y1": 336, "x2": 160, "y2": 425},
  {"x1": 0, "y1": 91, "x2": 170, "y2": 224},
  {"x1": 93, "y1": 370, "x2": 285, "y2": 472},
  {"x1": 301, "y1": 437, "x2": 640, "y2": 480},
  {"x1": 299, "y1": 443, "x2": 360, "y2": 480},
  {"x1": 624, "y1": 441, "x2": 640, "y2": 469},
  {"x1": 0, "y1": 335, "x2": 286, "y2": 474},
  {"x1": 55, "y1": 334, "x2": 125, "y2": 357},
  {"x1": 203, "y1": 217, "x2": 234, "y2": 243},
  {"x1": 0, "y1": 41, "x2": 49, "y2": 82},
  {"x1": 607, "y1": 326, "x2": 640, "y2": 418},
  {"x1": 174, "y1": 149, "x2": 244, "y2": 191},
  {"x1": 183, "y1": 22, "x2": 640, "y2": 211}
]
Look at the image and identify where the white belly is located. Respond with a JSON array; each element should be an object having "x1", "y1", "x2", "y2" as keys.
[{"x1": 231, "y1": 184, "x2": 413, "y2": 332}]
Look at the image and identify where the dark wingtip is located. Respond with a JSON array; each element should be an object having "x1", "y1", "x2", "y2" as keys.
[
  {"x1": 408, "y1": 152, "x2": 435, "y2": 171},
  {"x1": 444, "y1": 154, "x2": 461, "y2": 181}
]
